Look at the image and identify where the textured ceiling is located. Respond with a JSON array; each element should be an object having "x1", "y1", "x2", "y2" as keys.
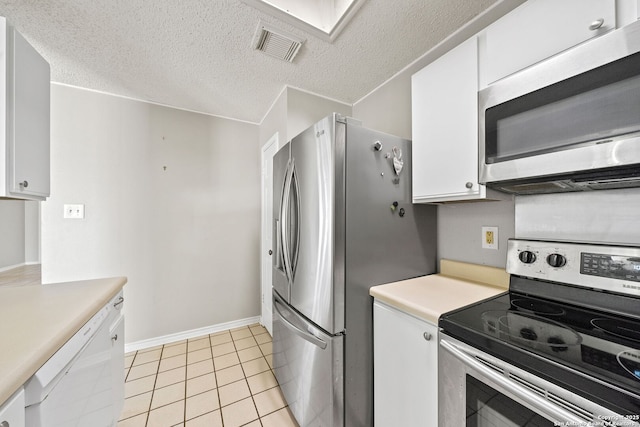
[{"x1": 0, "y1": 0, "x2": 498, "y2": 124}]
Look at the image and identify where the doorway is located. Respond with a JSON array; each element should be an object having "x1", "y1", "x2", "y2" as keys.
[{"x1": 260, "y1": 133, "x2": 278, "y2": 335}]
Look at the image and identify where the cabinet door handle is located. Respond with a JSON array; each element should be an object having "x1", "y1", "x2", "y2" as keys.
[
  {"x1": 19, "y1": 180, "x2": 29, "y2": 189},
  {"x1": 113, "y1": 296, "x2": 124, "y2": 309},
  {"x1": 589, "y1": 18, "x2": 604, "y2": 31},
  {"x1": 423, "y1": 332, "x2": 432, "y2": 341},
  {"x1": 112, "y1": 334, "x2": 118, "y2": 342},
  {"x1": 1, "y1": 420, "x2": 10, "y2": 427},
  {"x1": 465, "y1": 182, "x2": 473, "y2": 189}
]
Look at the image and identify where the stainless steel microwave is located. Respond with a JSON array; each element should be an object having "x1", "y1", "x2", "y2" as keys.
[{"x1": 479, "y1": 20, "x2": 640, "y2": 195}]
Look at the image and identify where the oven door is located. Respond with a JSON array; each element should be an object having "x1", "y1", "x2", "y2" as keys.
[{"x1": 439, "y1": 334, "x2": 639, "y2": 426}]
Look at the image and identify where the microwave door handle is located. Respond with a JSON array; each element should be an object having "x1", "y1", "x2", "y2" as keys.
[
  {"x1": 440, "y1": 339, "x2": 586, "y2": 425},
  {"x1": 274, "y1": 297, "x2": 327, "y2": 350},
  {"x1": 290, "y1": 163, "x2": 301, "y2": 279}
]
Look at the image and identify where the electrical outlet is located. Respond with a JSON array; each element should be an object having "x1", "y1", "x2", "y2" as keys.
[
  {"x1": 63, "y1": 204, "x2": 85, "y2": 219},
  {"x1": 482, "y1": 226, "x2": 498, "y2": 250}
]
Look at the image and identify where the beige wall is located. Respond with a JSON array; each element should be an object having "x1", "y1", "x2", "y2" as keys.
[
  {"x1": 43, "y1": 85, "x2": 261, "y2": 343},
  {"x1": 352, "y1": 2, "x2": 523, "y2": 269},
  {"x1": 24, "y1": 201, "x2": 40, "y2": 263},
  {"x1": 353, "y1": 69, "x2": 516, "y2": 268},
  {"x1": 259, "y1": 86, "x2": 352, "y2": 149},
  {"x1": 0, "y1": 200, "x2": 25, "y2": 269},
  {"x1": 286, "y1": 88, "x2": 352, "y2": 140}
]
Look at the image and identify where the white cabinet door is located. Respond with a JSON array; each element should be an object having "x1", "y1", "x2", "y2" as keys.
[
  {"x1": 0, "y1": 18, "x2": 50, "y2": 201},
  {"x1": 110, "y1": 313, "x2": 125, "y2": 423},
  {"x1": 483, "y1": 0, "x2": 615, "y2": 86},
  {"x1": 373, "y1": 301, "x2": 438, "y2": 427},
  {"x1": 10, "y1": 30, "x2": 50, "y2": 199},
  {"x1": 0, "y1": 388, "x2": 25, "y2": 427},
  {"x1": 412, "y1": 36, "x2": 490, "y2": 203}
]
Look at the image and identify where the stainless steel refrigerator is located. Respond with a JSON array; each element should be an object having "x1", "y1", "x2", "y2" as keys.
[{"x1": 271, "y1": 113, "x2": 437, "y2": 427}]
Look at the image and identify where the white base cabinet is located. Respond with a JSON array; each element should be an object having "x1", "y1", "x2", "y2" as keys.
[
  {"x1": 0, "y1": 17, "x2": 50, "y2": 201},
  {"x1": 0, "y1": 388, "x2": 25, "y2": 427},
  {"x1": 373, "y1": 300, "x2": 438, "y2": 426}
]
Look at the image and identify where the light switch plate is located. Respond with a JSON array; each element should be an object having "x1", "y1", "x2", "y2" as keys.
[
  {"x1": 482, "y1": 226, "x2": 498, "y2": 250},
  {"x1": 63, "y1": 204, "x2": 85, "y2": 219}
]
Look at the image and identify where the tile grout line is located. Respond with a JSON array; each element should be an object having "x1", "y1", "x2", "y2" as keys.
[
  {"x1": 213, "y1": 331, "x2": 227, "y2": 427},
  {"x1": 120, "y1": 324, "x2": 287, "y2": 427},
  {"x1": 144, "y1": 344, "x2": 164, "y2": 427},
  {"x1": 239, "y1": 327, "x2": 263, "y2": 426}
]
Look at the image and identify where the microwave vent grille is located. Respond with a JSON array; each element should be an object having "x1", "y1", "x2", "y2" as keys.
[{"x1": 488, "y1": 164, "x2": 640, "y2": 195}]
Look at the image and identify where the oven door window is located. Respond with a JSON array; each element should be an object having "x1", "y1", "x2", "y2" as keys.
[{"x1": 466, "y1": 375, "x2": 553, "y2": 426}]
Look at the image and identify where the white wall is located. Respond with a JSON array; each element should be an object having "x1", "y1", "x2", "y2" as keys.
[{"x1": 43, "y1": 84, "x2": 261, "y2": 343}]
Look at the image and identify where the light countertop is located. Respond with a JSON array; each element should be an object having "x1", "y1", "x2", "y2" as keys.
[
  {"x1": 0, "y1": 264, "x2": 42, "y2": 287},
  {"x1": 0, "y1": 276, "x2": 127, "y2": 405},
  {"x1": 370, "y1": 260, "x2": 509, "y2": 324}
]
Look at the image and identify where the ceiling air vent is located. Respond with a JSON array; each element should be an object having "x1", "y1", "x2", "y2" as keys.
[{"x1": 253, "y1": 21, "x2": 304, "y2": 62}]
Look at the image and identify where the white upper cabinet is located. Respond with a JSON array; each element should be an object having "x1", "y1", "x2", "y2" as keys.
[
  {"x1": 481, "y1": 0, "x2": 616, "y2": 87},
  {"x1": 0, "y1": 17, "x2": 50, "y2": 201},
  {"x1": 412, "y1": 36, "x2": 498, "y2": 203}
]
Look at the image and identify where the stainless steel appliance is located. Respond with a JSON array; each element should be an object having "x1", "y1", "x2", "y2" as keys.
[
  {"x1": 440, "y1": 239, "x2": 640, "y2": 426},
  {"x1": 479, "y1": 20, "x2": 640, "y2": 195},
  {"x1": 272, "y1": 113, "x2": 437, "y2": 426},
  {"x1": 24, "y1": 291, "x2": 125, "y2": 427}
]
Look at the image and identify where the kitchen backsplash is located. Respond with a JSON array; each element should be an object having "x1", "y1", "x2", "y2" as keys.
[{"x1": 515, "y1": 187, "x2": 640, "y2": 245}]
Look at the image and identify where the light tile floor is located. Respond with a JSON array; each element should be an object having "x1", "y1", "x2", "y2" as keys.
[{"x1": 118, "y1": 324, "x2": 299, "y2": 427}]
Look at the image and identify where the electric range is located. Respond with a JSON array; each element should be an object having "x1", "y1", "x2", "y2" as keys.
[{"x1": 439, "y1": 239, "x2": 640, "y2": 426}]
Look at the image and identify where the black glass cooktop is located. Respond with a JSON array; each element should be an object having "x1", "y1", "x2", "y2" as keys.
[{"x1": 440, "y1": 290, "x2": 640, "y2": 415}]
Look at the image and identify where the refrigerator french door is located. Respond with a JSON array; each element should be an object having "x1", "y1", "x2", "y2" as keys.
[{"x1": 272, "y1": 113, "x2": 436, "y2": 427}]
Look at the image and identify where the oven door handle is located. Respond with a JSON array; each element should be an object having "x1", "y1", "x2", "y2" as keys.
[{"x1": 440, "y1": 339, "x2": 587, "y2": 425}]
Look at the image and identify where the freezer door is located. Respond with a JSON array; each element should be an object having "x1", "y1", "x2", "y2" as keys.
[
  {"x1": 273, "y1": 291, "x2": 344, "y2": 427},
  {"x1": 288, "y1": 115, "x2": 343, "y2": 333}
]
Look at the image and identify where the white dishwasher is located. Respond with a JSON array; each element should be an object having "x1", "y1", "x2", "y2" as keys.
[{"x1": 24, "y1": 291, "x2": 124, "y2": 427}]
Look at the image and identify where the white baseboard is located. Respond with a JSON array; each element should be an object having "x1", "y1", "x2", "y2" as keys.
[
  {"x1": 124, "y1": 315, "x2": 262, "y2": 353},
  {"x1": 0, "y1": 263, "x2": 26, "y2": 273}
]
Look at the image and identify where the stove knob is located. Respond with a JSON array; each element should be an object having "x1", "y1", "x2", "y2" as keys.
[
  {"x1": 519, "y1": 328, "x2": 538, "y2": 341},
  {"x1": 518, "y1": 250, "x2": 537, "y2": 264},
  {"x1": 547, "y1": 253, "x2": 567, "y2": 268}
]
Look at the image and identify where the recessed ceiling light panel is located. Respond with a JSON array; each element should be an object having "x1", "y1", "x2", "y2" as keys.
[
  {"x1": 253, "y1": 21, "x2": 304, "y2": 62},
  {"x1": 243, "y1": 0, "x2": 366, "y2": 42}
]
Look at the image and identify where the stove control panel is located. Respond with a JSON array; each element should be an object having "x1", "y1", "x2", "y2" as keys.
[{"x1": 507, "y1": 239, "x2": 640, "y2": 296}]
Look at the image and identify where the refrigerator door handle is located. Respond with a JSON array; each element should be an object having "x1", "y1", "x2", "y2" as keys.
[
  {"x1": 274, "y1": 297, "x2": 328, "y2": 350},
  {"x1": 281, "y1": 159, "x2": 295, "y2": 285},
  {"x1": 290, "y1": 163, "x2": 301, "y2": 278},
  {"x1": 275, "y1": 159, "x2": 289, "y2": 279}
]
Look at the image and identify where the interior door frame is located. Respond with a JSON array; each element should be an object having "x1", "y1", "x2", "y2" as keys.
[{"x1": 260, "y1": 132, "x2": 279, "y2": 335}]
